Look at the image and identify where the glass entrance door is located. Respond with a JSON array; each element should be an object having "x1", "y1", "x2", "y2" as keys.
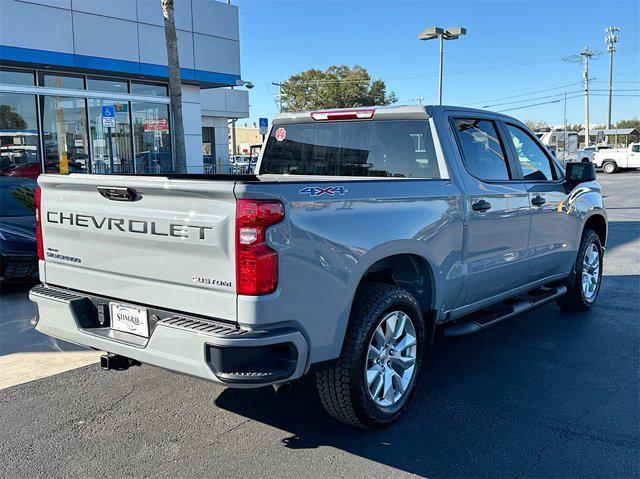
[
  {"x1": 88, "y1": 99, "x2": 132, "y2": 174},
  {"x1": 41, "y1": 96, "x2": 89, "y2": 174}
]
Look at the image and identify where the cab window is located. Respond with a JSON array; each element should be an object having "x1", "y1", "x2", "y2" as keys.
[
  {"x1": 506, "y1": 124, "x2": 556, "y2": 181},
  {"x1": 452, "y1": 118, "x2": 511, "y2": 181}
]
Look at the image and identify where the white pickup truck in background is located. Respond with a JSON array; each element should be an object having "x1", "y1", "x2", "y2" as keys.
[{"x1": 592, "y1": 143, "x2": 640, "y2": 174}]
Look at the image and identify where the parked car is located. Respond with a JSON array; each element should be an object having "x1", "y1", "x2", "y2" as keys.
[
  {"x1": 592, "y1": 143, "x2": 640, "y2": 173},
  {"x1": 30, "y1": 105, "x2": 606, "y2": 428},
  {"x1": 0, "y1": 177, "x2": 38, "y2": 281},
  {"x1": 575, "y1": 145, "x2": 612, "y2": 163}
]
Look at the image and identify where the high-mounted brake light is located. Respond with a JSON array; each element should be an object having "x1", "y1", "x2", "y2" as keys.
[
  {"x1": 235, "y1": 199, "x2": 284, "y2": 295},
  {"x1": 34, "y1": 186, "x2": 44, "y2": 261},
  {"x1": 310, "y1": 109, "x2": 375, "y2": 121}
]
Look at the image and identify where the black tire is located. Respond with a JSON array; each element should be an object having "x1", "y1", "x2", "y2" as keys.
[
  {"x1": 314, "y1": 283, "x2": 426, "y2": 429},
  {"x1": 557, "y1": 229, "x2": 603, "y2": 312},
  {"x1": 602, "y1": 161, "x2": 617, "y2": 174}
]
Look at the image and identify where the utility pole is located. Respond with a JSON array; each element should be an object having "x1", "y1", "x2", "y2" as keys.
[
  {"x1": 605, "y1": 27, "x2": 619, "y2": 131},
  {"x1": 580, "y1": 47, "x2": 598, "y2": 148},
  {"x1": 563, "y1": 91, "x2": 568, "y2": 162},
  {"x1": 272, "y1": 82, "x2": 283, "y2": 112}
]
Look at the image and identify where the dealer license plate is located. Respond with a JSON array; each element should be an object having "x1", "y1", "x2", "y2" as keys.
[{"x1": 110, "y1": 302, "x2": 149, "y2": 337}]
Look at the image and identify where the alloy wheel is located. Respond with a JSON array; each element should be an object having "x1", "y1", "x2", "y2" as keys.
[
  {"x1": 365, "y1": 311, "x2": 418, "y2": 407},
  {"x1": 582, "y1": 243, "x2": 601, "y2": 301}
]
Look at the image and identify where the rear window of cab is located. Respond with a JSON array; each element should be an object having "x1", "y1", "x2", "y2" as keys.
[{"x1": 260, "y1": 120, "x2": 441, "y2": 179}]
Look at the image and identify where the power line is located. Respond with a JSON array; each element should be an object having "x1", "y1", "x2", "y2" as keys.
[
  {"x1": 468, "y1": 82, "x2": 584, "y2": 106},
  {"x1": 496, "y1": 92, "x2": 636, "y2": 113}
]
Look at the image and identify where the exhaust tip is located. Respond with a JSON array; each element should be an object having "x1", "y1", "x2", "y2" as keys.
[{"x1": 273, "y1": 382, "x2": 292, "y2": 395}]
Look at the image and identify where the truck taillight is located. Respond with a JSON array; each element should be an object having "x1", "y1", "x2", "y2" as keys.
[
  {"x1": 235, "y1": 199, "x2": 284, "y2": 295},
  {"x1": 35, "y1": 186, "x2": 44, "y2": 261}
]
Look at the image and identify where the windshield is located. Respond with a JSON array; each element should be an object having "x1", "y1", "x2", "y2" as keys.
[
  {"x1": 260, "y1": 120, "x2": 441, "y2": 178},
  {"x1": 0, "y1": 178, "x2": 36, "y2": 217}
]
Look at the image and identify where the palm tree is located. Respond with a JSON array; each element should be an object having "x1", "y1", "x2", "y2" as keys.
[{"x1": 162, "y1": 0, "x2": 187, "y2": 173}]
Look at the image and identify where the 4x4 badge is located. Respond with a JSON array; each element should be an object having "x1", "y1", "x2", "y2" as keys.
[{"x1": 299, "y1": 186, "x2": 348, "y2": 197}]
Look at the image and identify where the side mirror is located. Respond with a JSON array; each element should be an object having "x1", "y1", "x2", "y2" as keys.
[{"x1": 565, "y1": 162, "x2": 596, "y2": 184}]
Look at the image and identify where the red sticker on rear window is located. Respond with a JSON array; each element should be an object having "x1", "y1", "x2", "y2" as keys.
[{"x1": 275, "y1": 127, "x2": 286, "y2": 142}]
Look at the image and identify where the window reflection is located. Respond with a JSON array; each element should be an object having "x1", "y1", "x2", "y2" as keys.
[
  {"x1": 130, "y1": 82, "x2": 167, "y2": 97},
  {"x1": 132, "y1": 102, "x2": 172, "y2": 174},
  {"x1": 41, "y1": 96, "x2": 90, "y2": 174},
  {"x1": 88, "y1": 99, "x2": 132, "y2": 174},
  {"x1": 0, "y1": 93, "x2": 41, "y2": 179},
  {"x1": 87, "y1": 77, "x2": 128, "y2": 94},
  {"x1": 0, "y1": 68, "x2": 35, "y2": 86},
  {"x1": 41, "y1": 73, "x2": 85, "y2": 90}
]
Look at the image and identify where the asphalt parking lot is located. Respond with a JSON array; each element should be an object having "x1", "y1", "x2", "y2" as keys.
[{"x1": 1, "y1": 172, "x2": 638, "y2": 479}]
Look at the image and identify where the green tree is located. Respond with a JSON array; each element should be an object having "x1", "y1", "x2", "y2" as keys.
[
  {"x1": 0, "y1": 105, "x2": 27, "y2": 130},
  {"x1": 280, "y1": 65, "x2": 396, "y2": 112},
  {"x1": 524, "y1": 120, "x2": 549, "y2": 131},
  {"x1": 614, "y1": 118, "x2": 640, "y2": 131},
  {"x1": 11, "y1": 187, "x2": 36, "y2": 213}
]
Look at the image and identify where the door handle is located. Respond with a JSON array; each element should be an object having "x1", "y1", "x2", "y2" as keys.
[
  {"x1": 97, "y1": 186, "x2": 139, "y2": 201},
  {"x1": 472, "y1": 199, "x2": 492, "y2": 212},
  {"x1": 531, "y1": 195, "x2": 546, "y2": 207}
]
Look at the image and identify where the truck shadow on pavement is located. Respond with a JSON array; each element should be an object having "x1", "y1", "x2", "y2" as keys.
[{"x1": 215, "y1": 274, "x2": 639, "y2": 478}]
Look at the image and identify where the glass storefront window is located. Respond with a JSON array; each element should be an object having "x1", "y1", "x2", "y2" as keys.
[
  {"x1": 130, "y1": 82, "x2": 168, "y2": 97},
  {"x1": 0, "y1": 93, "x2": 40, "y2": 179},
  {"x1": 87, "y1": 77, "x2": 129, "y2": 94},
  {"x1": 0, "y1": 68, "x2": 35, "y2": 86},
  {"x1": 88, "y1": 99, "x2": 133, "y2": 174},
  {"x1": 40, "y1": 73, "x2": 85, "y2": 90},
  {"x1": 132, "y1": 102, "x2": 172, "y2": 174},
  {"x1": 41, "y1": 96, "x2": 90, "y2": 174}
]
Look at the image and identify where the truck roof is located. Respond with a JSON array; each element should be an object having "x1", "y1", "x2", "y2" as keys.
[{"x1": 272, "y1": 104, "x2": 516, "y2": 124}]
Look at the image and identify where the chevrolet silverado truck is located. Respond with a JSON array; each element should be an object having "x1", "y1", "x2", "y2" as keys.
[
  {"x1": 30, "y1": 105, "x2": 607, "y2": 428},
  {"x1": 592, "y1": 142, "x2": 640, "y2": 173}
]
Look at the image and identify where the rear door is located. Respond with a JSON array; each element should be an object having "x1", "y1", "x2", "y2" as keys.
[
  {"x1": 38, "y1": 174, "x2": 237, "y2": 321},
  {"x1": 502, "y1": 122, "x2": 577, "y2": 282},
  {"x1": 450, "y1": 116, "x2": 531, "y2": 305},
  {"x1": 628, "y1": 144, "x2": 640, "y2": 167}
]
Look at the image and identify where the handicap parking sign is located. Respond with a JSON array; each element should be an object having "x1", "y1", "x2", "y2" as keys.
[
  {"x1": 102, "y1": 105, "x2": 115, "y2": 118},
  {"x1": 259, "y1": 117, "x2": 268, "y2": 135},
  {"x1": 101, "y1": 105, "x2": 116, "y2": 128}
]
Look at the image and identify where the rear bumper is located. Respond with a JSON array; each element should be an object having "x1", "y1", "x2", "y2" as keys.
[{"x1": 29, "y1": 284, "x2": 309, "y2": 387}]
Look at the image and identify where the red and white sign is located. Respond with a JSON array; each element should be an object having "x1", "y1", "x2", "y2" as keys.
[
  {"x1": 275, "y1": 127, "x2": 286, "y2": 142},
  {"x1": 143, "y1": 119, "x2": 169, "y2": 132}
]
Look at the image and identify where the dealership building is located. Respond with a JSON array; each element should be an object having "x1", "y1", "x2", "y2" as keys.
[{"x1": 0, "y1": 0, "x2": 249, "y2": 177}]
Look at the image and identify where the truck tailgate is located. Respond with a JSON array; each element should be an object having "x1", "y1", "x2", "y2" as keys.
[{"x1": 38, "y1": 174, "x2": 237, "y2": 322}]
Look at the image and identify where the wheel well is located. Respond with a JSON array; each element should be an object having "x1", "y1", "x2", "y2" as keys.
[
  {"x1": 357, "y1": 254, "x2": 434, "y2": 318},
  {"x1": 584, "y1": 215, "x2": 607, "y2": 247}
]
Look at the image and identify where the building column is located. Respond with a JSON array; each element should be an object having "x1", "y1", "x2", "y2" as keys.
[{"x1": 179, "y1": 83, "x2": 204, "y2": 173}]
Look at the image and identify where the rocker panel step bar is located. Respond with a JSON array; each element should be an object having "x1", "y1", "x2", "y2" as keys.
[{"x1": 444, "y1": 284, "x2": 568, "y2": 338}]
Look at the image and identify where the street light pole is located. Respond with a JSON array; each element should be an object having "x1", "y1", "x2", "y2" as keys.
[
  {"x1": 438, "y1": 35, "x2": 444, "y2": 105},
  {"x1": 418, "y1": 27, "x2": 467, "y2": 105}
]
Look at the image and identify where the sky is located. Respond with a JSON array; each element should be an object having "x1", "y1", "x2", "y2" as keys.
[{"x1": 233, "y1": 0, "x2": 639, "y2": 128}]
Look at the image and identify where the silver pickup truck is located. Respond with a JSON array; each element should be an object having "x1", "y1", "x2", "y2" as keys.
[{"x1": 30, "y1": 105, "x2": 607, "y2": 428}]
